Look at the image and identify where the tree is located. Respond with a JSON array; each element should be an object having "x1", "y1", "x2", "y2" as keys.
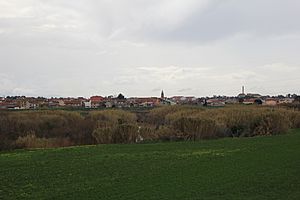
[
  {"x1": 254, "y1": 99, "x2": 263, "y2": 105},
  {"x1": 294, "y1": 95, "x2": 300, "y2": 103},
  {"x1": 117, "y1": 93, "x2": 125, "y2": 99}
]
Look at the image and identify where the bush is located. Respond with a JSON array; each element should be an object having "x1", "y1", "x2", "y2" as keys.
[
  {"x1": 136, "y1": 125, "x2": 157, "y2": 142},
  {"x1": 0, "y1": 106, "x2": 299, "y2": 150},
  {"x1": 155, "y1": 126, "x2": 182, "y2": 141},
  {"x1": 252, "y1": 112, "x2": 290, "y2": 136},
  {"x1": 146, "y1": 106, "x2": 199, "y2": 125},
  {"x1": 90, "y1": 110, "x2": 138, "y2": 144},
  {"x1": 171, "y1": 117, "x2": 219, "y2": 140},
  {"x1": 148, "y1": 106, "x2": 298, "y2": 139},
  {"x1": 89, "y1": 110, "x2": 137, "y2": 128},
  {"x1": 15, "y1": 133, "x2": 73, "y2": 149},
  {"x1": 92, "y1": 123, "x2": 138, "y2": 144},
  {"x1": 92, "y1": 127, "x2": 113, "y2": 144},
  {"x1": 288, "y1": 112, "x2": 300, "y2": 128},
  {"x1": 0, "y1": 138, "x2": 16, "y2": 150}
]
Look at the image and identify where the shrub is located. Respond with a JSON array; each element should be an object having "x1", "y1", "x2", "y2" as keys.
[
  {"x1": 171, "y1": 117, "x2": 219, "y2": 140},
  {"x1": 0, "y1": 106, "x2": 299, "y2": 150},
  {"x1": 146, "y1": 106, "x2": 199, "y2": 125},
  {"x1": 92, "y1": 124, "x2": 138, "y2": 144},
  {"x1": 136, "y1": 125, "x2": 157, "y2": 142},
  {"x1": 252, "y1": 112, "x2": 290, "y2": 136},
  {"x1": 113, "y1": 123, "x2": 139, "y2": 143},
  {"x1": 150, "y1": 106, "x2": 297, "y2": 139},
  {"x1": 15, "y1": 133, "x2": 73, "y2": 149},
  {"x1": 92, "y1": 127, "x2": 113, "y2": 144},
  {"x1": 288, "y1": 112, "x2": 300, "y2": 128},
  {"x1": 155, "y1": 126, "x2": 182, "y2": 141},
  {"x1": 90, "y1": 110, "x2": 138, "y2": 144},
  {"x1": 89, "y1": 110, "x2": 137, "y2": 128}
]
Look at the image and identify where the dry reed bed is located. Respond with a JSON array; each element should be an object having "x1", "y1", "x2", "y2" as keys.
[{"x1": 0, "y1": 106, "x2": 299, "y2": 149}]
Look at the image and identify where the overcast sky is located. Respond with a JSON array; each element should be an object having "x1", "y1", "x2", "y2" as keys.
[{"x1": 0, "y1": 0, "x2": 300, "y2": 97}]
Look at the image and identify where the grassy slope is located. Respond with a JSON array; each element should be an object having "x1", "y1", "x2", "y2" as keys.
[{"x1": 1, "y1": 130, "x2": 300, "y2": 200}]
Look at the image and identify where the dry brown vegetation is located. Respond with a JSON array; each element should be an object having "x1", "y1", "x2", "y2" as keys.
[
  {"x1": 0, "y1": 106, "x2": 300, "y2": 150},
  {"x1": 164, "y1": 106, "x2": 299, "y2": 138},
  {"x1": 15, "y1": 133, "x2": 73, "y2": 149}
]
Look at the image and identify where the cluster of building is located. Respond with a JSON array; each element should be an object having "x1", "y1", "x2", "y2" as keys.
[
  {"x1": 0, "y1": 88, "x2": 298, "y2": 110},
  {"x1": 204, "y1": 87, "x2": 297, "y2": 107},
  {"x1": 0, "y1": 91, "x2": 173, "y2": 110},
  {"x1": 204, "y1": 94, "x2": 295, "y2": 107}
]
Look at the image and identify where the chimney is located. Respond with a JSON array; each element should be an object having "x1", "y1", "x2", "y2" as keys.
[{"x1": 242, "y1": 86, "x2": 245, "y2": 94}]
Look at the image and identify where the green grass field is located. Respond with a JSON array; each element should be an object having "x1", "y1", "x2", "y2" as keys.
[{"x1": 1, "y1": 130, "x2": 300, "y2": 200}]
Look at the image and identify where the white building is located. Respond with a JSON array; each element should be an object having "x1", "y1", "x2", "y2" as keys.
[{"x1": 83, "y1": 100, "x2": 92, "y2": 108}]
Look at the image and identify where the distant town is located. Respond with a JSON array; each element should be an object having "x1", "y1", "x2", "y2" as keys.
[{"x1": 0, "y1": 87, "x2": 299, "y2": 110}]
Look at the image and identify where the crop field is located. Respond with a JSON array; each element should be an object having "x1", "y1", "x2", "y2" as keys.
[{"x1": 1, "y1": 129, "x2": 300, "y2": 200}]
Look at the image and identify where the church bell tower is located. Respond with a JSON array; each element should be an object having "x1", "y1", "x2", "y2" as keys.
[{"x1": 161, "y1": 90, "x2": 165, "y2": 99}]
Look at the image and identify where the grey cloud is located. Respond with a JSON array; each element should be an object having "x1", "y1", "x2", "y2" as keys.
[
  {"x1": 178, "y1": 88, "x2": 192, "y2": 93},
  {"x1": 0, "y1": 0, "x2": 299, "y2": 97},
  {"x1": 151, "y1": 88, "x2": 161, "y2": 92},
  {"x1": 152, "y1": 0, "x2": 300, "y2": 43}
]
